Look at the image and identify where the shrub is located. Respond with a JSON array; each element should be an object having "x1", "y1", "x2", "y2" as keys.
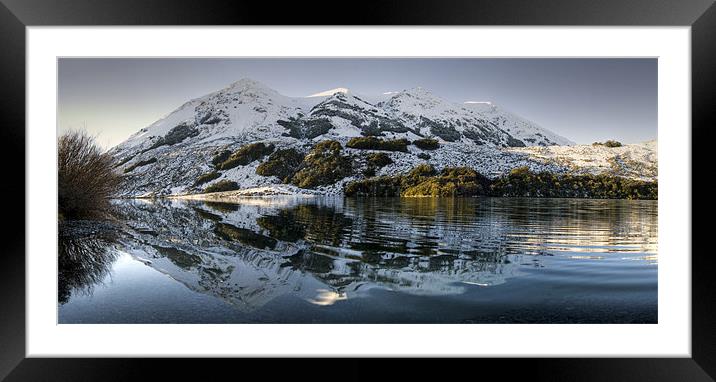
[
  {"x1": 58, "y1": 131, "x2": 122, "y2": 220},
  {"x1": 193, "y1": 171, "x2": 221, "y2": 187},
  {"x1": 218, "y1": 142, "x2": 275, "y2": 170},
  {"x1": 346, "y1": 137, "x2": 410, "y2": 152},
  {"x1": 402, "y1": 163, "x2": 438, "y2": 188},
  {"x1": 363, "y1": 152, "x2": 393, "y2": 177},
  {"x1": 491, "y1": 166, "x2": 656, "y2": 199},
  {"x1": 344, "y1": 175, "x2": 404, "y2": 197},
  {"x1": 344, "y1": 163, "x2": 437, "y2": 197},
  {"x1": 413, "y1": 138, "x2": 440, "y2": 150},
  {"x1": 255, "y1": 148, "x2": 305, "y2": 182},
  {"x1": 290, "y1": 140, "x2": 352, "y2": 189},
  {"x1": 417, "y1": 152, "x2": 431, "y2": 160},
  {"x1": 593, "y1": 140, "x2": 623, "y2": 148},
  {"x1": 363, "y1": 167, "x2": 377, "y2": 177},
  {"x1": 123, "y1": 157, "x2": 157, "y2": 173},
  {"x1": 402, "y1": 167, "x2": 491, "y2": 197},
  {"x1": 210, "y1": 149, "x2": 232, "y2": 168},
  {"x1": 366, "y1": 152, "x2": 393, "y2": 168},
  {"x1": 345, "y1": 164, "x2": 656, "y2": 200},
  {"x1": 204, "y1": 180, "x2": 240, "y2": 193}
]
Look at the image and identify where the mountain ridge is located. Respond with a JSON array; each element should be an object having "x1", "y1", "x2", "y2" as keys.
[{"x1": 109, "y1": 78, "x2": 654, "y2": 197}]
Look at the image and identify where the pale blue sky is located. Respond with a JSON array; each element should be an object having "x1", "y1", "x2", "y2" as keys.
[{"x1": 58, "y1": 58, "x2": 657, "y2": 148}]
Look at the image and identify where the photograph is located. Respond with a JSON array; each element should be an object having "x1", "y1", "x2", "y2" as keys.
[
  {"x1": 2, "y1": 0, "x2": 711, "y2": 377},
  {"x1": 56, "y1": 57, "x2": 658, "y2": 324}
]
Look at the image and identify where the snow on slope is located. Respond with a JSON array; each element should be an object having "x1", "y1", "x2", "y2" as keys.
[
  {"x1": 115, "y1": 79, "x2": 312, "y2": 152},
  {"x1": 508, "y1": 140, "x2": 657, "y2": 180},
  {"x1": 109, "y1": 78, "x2": 651, "y2": 197},
  {"x1": 463, "y1": 101, "x2": 574, "y2": 146},
  {"x1": 307, "y1": 87, "x2": 350, "y2": 97}
]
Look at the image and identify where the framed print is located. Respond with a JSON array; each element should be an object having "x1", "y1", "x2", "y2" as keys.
[{"x1": 2, "y1": 0, "x2": 715, "y2": 380}]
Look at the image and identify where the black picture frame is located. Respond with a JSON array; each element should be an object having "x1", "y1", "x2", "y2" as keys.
[{"x1": 1, "y1": 0, "x2": 713, "y2": 380}]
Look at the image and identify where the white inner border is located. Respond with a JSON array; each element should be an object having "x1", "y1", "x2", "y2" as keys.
[{"x1": 27, "y1": 27, "x2": 691, "y2": 357}]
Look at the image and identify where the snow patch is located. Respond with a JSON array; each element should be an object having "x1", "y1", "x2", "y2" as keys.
[{"x1": 307, "y1": 87, "x2": 350, "y2": 97}]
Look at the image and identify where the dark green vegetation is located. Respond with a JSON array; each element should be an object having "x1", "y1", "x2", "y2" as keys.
[
  {"x1": 413, "y1": 138, "x2": 440, "y2": 150},
  {"x1": 194, "y1": 137, "x2": 649, "y2": 200},
  {"x1": 210, "y1": 149, "x2": 232, "y2": 168},
  {"x1": 419, "y1": 117, "x2": 460, "y2": 142},
  {"x1": 346, "y1": 137, "x2": 410, "y2": 152},
  {"x1": 255, "y1": 148, "x2": 305, "y2": 182},
  {"x1": 290, "y1": 140, "x2": 352, "y2": 189},
  {"x1": 193, "y1": 171, "x2": 221, "y2": 187},
  {"x1": 345, "y1": 165, "x2": 657, "y2": 200},
  {"x1": 366, "y1": 152, "x2": 393, "y2": 168},
  {"x1": 204, "y1": 180, "x2": 240, "y2": 193},
  {"x1": 363, "y1": 152, "x2": 393, "y2": 177},
  {"x1": 361, "y1": 119, "x2": 417, "y2": 136},
  {"x1": 58, "y1": 131, "x2": 122, "y2": 220},
  {"x1": 345, "y1": 164, "x2": 491, "y2": 197},
  {"x1": 143, "y1": 123, "x2": 199, "y2": 152},
  {"x1": 493, "y1": 167, "x2": 657, "y2": 199},
  {"x1": 123, "y1": 157, "x2": 157, "y2": 174},
  {"x1": 402, "y1": 167, "x2": 492, "y2": 197},
  {"x1": 217, "y1": 142, "x2": 275, "y2": 170},
  {"x1": 278, "y1": 117, "x2": 334, "y2": 139},
  {"x1": 593, "y1": 140, "x2": 623, "y2": 148},
  {"x1": 345, "y1": 164, "x2": 437, "y2": 197}
]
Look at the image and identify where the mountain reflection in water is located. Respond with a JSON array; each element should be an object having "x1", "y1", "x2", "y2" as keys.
[{"x1": 58, "y1": 197, "x2": 657, "y2": 323}]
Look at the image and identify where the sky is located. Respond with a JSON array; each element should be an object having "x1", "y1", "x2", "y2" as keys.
[{"x1": 58, "y1": 58, "x2": 657, "y2": 149}]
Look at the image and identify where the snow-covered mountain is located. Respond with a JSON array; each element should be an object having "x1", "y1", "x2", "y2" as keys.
[
  {"x1": 114, "y1": 79, "x2": 570, "y2": 152},
  {"x1": 110, "y1": 78, "x2": 651, "y2": 197},
  {"x1": 463, "y1": 101, "x2": 573, "y2": 146}
]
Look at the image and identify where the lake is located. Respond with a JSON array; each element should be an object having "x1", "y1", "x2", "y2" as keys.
[{"x1": 58, "y1": 197, "x2": 657, "y2": 323}]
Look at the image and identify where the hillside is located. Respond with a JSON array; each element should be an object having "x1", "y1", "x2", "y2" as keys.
[{"x1": 109, "y1": 78, "x2": 654, "y2": 197}]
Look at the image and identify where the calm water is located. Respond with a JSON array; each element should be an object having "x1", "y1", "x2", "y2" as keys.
[{"x1": 58, "y1": 197, "x2": 657, "y2": 323}]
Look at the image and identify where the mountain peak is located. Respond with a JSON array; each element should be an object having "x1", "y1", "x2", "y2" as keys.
[
  {"x1": 225, "y1": 78, "x2": 274, "y2": 92},
  {"x1": 402, "y1": 86, "x2": 437, "y2": 97},
  {"x1": 387, "y1": 87, "x2": 445, "y2": 104},
  {"x1": 307, "y1": 87, "x2": 350, "y2": 98}
]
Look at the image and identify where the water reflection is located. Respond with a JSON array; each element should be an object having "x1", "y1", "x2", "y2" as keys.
[
  {"x1": 96, "y1": 197, "x2": 656, "y2": 312},
  {"x1": 58, "y1": 221, "x2": 120, "y2": 304}
]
